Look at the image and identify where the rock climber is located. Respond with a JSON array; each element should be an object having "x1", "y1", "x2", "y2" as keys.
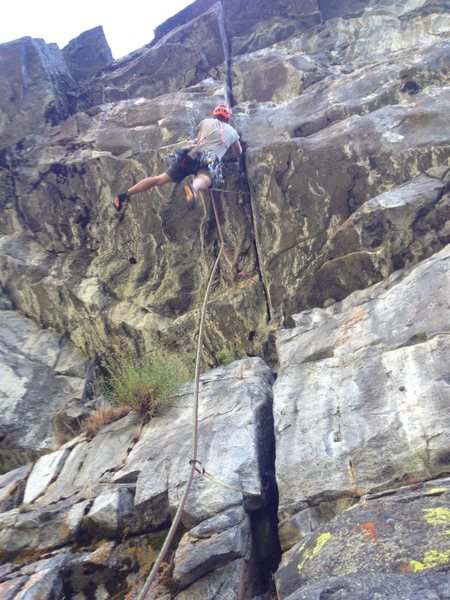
[{"x1": 112, "y1": 103, "x2": 242, "y2": 212}]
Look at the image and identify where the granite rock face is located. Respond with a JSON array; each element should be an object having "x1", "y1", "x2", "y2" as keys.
[
  {"x1": 0, "y1": 309, "x2": 88, "y2": 474},
  {"x1": 0, "y1": 359, "x2": 279, "y2": 598},
  {"x1": 274, "y1": 244, "x2": 450, "y2": 553},
  {"x1": 276, "y1": 479, "x2": 450, "y2": 600},
  {"x1": 0, "y1": 0, "x2": 448, "y2": 363},
  {"x1": 0, "y1": 0, "x2": 449, "y2": 597},
  {"x1": 62, "y1": 26, "x2": 112, "y2": 84},
  {"x1": 0, "y1": 37, "x2": 75, "y2": 147}
]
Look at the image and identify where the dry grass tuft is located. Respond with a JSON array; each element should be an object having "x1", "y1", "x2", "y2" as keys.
[{"x1": 81, "y1": 405, "x2": 131, "y2": 439}]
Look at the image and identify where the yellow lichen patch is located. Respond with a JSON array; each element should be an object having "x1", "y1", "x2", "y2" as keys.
[
  {"x1": 311, "y1": 533, "x2": 332, "y2": 559},
  {"x1": 424, "y1": 487, "x2": 447, "y2": 495},
  {"x1": 422, "y1": 507, "x2": 450, "y2": 527},
  {"x1": 409, "y1": 549, "x2": 450, "y2": 572},
  {"x1": 298, "y1": 532, "x2": 332, "y2": 573}
]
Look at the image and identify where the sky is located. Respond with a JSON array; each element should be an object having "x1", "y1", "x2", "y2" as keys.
[{"x1": 0, "y1": 0, "x2": 194, "y2": 59}]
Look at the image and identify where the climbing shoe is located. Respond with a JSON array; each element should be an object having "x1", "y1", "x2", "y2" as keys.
[
  {"x1": 113, "y1": 191, "x2": 129, "y2": 213},
  {"x1": 183, "y1": 183, "x2": 196, "y2": 209}
]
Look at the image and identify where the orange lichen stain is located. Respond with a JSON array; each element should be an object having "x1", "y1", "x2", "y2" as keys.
[
  {"x1": 338, "y1": 309, "x2": 367, "y2": 344},
  {"x1": 126, "y1": 544, "x2": 158, "y2": 577},
  {"x1": 360, "y1": 521, "x2": 378, "y2": 544},
  {"x1": 88, "y1": 541, "x2": 115, "y2": 565},
  {"x1": 57, "y1": 522, "x2": 72, "y2": 542}
]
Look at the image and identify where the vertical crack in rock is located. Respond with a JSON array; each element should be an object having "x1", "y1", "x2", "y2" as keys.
[
  {"x1": 219, "y1": 0, "x2": 273, "y2": 331},
  {"x1": 247, "y1": 182, "x2": 273, "y2": 328},
  {"x1": 247, "y1": 374, "x2": 282, "y2": 595},
  {"x1": 218, "y1": 1, "x2": 233, "y2": 108}
]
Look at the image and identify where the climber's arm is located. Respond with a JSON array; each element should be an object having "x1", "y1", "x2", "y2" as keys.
[{"x1": 231, "y1": 140, "x2": 242, "y2": 156}]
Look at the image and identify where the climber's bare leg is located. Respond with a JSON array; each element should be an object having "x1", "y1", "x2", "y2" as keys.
[{"x1": 127, "y1": 172, "x2": 173, "y2": 197}]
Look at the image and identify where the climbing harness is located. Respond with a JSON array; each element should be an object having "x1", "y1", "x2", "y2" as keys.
[
  {"x1": 201, "y1": 149, "x2": 224, "y2": 184},
  {"x1": 165, "y1": 148, "x2": 224, "y2": 186},
  {"x1": 165, "y1": 120, "x2": 227, "y2": 185},
  {"x1": 164, "y1": 146, "x2": 194, "y2": 170},
  {"x1": 136, "y1": 189, "x2": 236, "y2": 600}
]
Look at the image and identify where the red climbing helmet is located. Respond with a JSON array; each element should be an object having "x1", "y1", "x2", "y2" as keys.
[{"x1": 213, "y1": 103, "x2": 232, "y2": 121}]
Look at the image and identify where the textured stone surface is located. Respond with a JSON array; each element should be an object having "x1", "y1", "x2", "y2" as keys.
[
  {"x1": 0, "y1": 577, "x2": 26, "y2": 600},
  {"x1": 71, "y1": 4, "x2": 229, "y2": 111},
  {"x1": 245, "y1": 91, "x2": 450, "y2": 319},
  {"x1": 37, "y1": 412, "x2": 140, "y2": 504},
  {"x1": 0, "y1": 499, "x2": 89, "y2": 562},
  {"x1": 83, "y1": 487, "x2": 135, "y2": 536},
  {"x1": 0, "y1": 464, "x2": 32, "y2": 513},
  {"x1": 7, "y1": 565, "x2": 64, "y2": 600},
  {"x1": 0, "y1": 530, "x2": 164, "y2": 599},
  {"x1": 274, "y1": 245, "x2": 450, "y2": 551},
  {"x1": 0, "y1": 37, "x2": 74, "y2": 147},
  {"x1": 62, "y1": 26, "x2": 112, "y2": 83},
  {"x1": 154, "y1": 0, "x2": 320, "y2": 50},
  {"x1": 0, "y1": 309, "x2": 88, "y2": 473},
  {"x1": 23, "y1": 448, "x2": 70, "y2": 504},
  {"x1": 298, "y1": 169, "x2": 450, "y2": 307},
  {"x1": 173, "y1": 508, "x2": 250, "y2": 589},
  {"x1": 284, "y1": 572, "x2": 450, "y2": 600},
  {"x1": 0, "y1": 84, "x2": 263, "y2": 362},
  {"x1": 0, "y1": 359, "x2": 276, "y2": 598},
  {"x1": 0, "y1": 0, "x2": 449, "y2": 597},
  {"x1": 276, "y1": 478, "x2": 450, "y2": 599},
  {"x1": 0, "y1": 0, "x2": 448, "y2": 366},
  {"x1": 174, "y1": 560, "x2": 247, "y2": 600},
  {"x1": 115, "y1": 358, "x2": 274, "y2": 527}
]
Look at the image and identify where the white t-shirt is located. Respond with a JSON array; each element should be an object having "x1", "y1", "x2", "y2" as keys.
[{"x1": 195, "y1": 118, "x2": 239, "y2": 160}]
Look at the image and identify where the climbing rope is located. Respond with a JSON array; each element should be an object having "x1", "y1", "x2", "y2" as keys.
[
  {"x1": 190, "y1": 460, "x2": 261, "y2": 497},
  {"x1": 136, "y1": 189, "x2": 230, "y2": 600}
]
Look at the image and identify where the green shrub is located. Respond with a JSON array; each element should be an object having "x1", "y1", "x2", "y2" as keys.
[
  {"x1": 216, "y1": 346, "x2": 245, "y2": 366},
  {"x1": 100, "y1": 348, "x2": 193, "y2": 421}
]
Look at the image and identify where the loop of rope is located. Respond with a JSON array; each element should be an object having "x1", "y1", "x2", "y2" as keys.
[{"x1": 189, "y1": 460, "x2": 261, "y2": 497}]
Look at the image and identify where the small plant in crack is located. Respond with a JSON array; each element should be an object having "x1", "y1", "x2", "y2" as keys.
[{"x1": 99, "y1": 345, "x2": 194, "y2": 423}]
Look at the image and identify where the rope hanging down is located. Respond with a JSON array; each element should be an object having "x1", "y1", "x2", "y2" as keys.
[{"x1": 136, "y1": 189, "x2": 231, "y2": 600}]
